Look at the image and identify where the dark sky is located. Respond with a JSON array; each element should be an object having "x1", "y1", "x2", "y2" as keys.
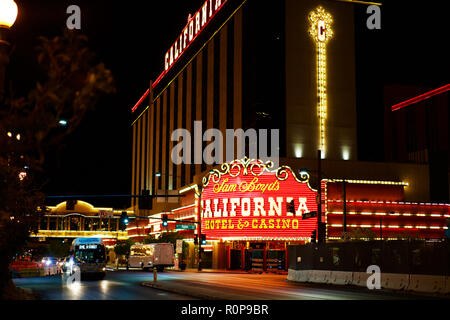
[{"x1": 6, "y1": 0, "x2": 449, "y2": 208}]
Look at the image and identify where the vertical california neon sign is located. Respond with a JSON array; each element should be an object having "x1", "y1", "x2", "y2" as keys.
[{"x1": 309, "y1": 7, "x2": 333, "y2": 157}]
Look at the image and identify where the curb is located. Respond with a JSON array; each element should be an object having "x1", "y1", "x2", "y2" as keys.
[{"x1": 141, "y1": 281, "x2": 225, "y2": 300}]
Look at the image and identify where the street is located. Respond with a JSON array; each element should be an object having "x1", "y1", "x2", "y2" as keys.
[
  {"x1": 14, "y1": 270, "x2": 443, "y2": 300},
  {"x1": 13, "y1": 270, "x2": 194, "y2": 300}
]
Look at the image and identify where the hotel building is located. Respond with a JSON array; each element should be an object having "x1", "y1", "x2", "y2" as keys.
[{"x1": 128, "y1": 0, "x2": 449, "y2": 270}]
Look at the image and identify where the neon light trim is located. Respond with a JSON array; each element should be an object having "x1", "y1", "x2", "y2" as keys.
[{"x1": 391, "y1": 84, "x2": 450, "y2": 112}]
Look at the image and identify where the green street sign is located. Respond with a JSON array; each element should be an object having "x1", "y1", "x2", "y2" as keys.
[
  {"x1": 176, "y1": 225, "x2": 196, "y2": 230},
  {"x1": 302, "y1": 211, "x2": 318, "y2": 220}
]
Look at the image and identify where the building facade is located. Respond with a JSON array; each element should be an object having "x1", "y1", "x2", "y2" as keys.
[
  {"x1": 32, "y1": 201, "x2": 130, "y2": 247},
  {"x1": 384, "y1": 84, "x2": 450, "y2": 202},
  {"x1": 131, "y1": 0, "x2": 363, "y2": 214},
  {"x1": 128, "y1": 0, "x2": 449, "y2": 270}
]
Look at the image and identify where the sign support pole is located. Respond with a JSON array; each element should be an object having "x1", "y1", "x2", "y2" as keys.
[{"x1": 318, "y1": 149, "x2": 322, "y2": 243}]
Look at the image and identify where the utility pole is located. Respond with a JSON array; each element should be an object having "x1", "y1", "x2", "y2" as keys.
[
  {"x1": 380, "y1": 217, "x2": 383, "y2": 241},
  {"x1": 343, "y1": 179, "x2": 347, "y2": 233},
  {"x1": 197, "y1": 188, "x2": 202, "y2": 271}
]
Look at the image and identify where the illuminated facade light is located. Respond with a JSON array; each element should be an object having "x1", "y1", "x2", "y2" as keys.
[
  {"x1": 342, "y1": 147, "x2": 350, "y2": 161},
  {"x1": 309, "y1": 7, "x2": 334, "y2": 156},
  {"x1": 294, "y1": 145, "x2": 303, "y2": 158},
  {"x1": 179, "y1": 185, "x2": 199, "y2": 194},
  {"x1": 326, "y1": 179, "x2": 409, "y2": 186}
]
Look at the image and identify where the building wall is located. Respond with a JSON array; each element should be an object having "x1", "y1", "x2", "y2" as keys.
[
  {"x1": 280, "y1": 157, "x2": 431, "y2": 202},
  {"x1": 131, "y1": 1, "x2": 246, "y2": 214},
  {"x1": 384, "y1": 84, "x2": 450, "y2": 202}
]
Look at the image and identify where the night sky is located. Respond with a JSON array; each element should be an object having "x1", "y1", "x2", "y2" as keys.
[{"x1": 6, "y1": 0, "x2": 449, "y2": 209}]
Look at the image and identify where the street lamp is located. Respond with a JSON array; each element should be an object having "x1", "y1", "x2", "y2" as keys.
[
  {"x1": 0, "y1": 0, "x2": 18, "y2": 102},
  {"x1": 0, "y1": 0, "x2": 18, "y2": 28}
]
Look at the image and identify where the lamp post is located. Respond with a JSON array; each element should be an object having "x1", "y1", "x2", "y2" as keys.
[{"x1": 0, "y1": 0, "x2": 18, "y2": 103}]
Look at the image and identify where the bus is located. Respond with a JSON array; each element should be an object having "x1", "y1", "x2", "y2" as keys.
[
  {"x1": 128, "y1": 243, "x2": 174, "y2": 272},
  {"x1": 64, "y1": 238, "x2": 107, "y2": 279}
]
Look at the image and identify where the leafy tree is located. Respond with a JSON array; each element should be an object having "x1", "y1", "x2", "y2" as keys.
[
  {"x1": 114, "y1": 240, "x2": 134, "y2": 259},
  {"x1": 0, "y1": 30, "x2": 115, "y2": 298},
  {"x1": 46, "y1": 239, "x2": 71, "y2": 258}
]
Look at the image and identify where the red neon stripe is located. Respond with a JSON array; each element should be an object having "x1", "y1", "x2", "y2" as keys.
[
  {"x1": 392, "y1": 84, "x2": 450, "y2": 112},
  {"x1": 131, "y1": 89, "x2": 150, "y2": 113},
  {"x1": 132, "y1": 0, "x2": 228, "y2": 113}
]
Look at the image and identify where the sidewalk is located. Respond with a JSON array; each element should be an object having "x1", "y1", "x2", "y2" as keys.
[{"x1": 142, "y1": 280, "x2": 224, "y2": 300}]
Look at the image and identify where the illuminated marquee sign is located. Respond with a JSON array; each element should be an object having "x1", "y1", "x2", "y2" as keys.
[
  {"x1": 200, "y1": 159, "x2": 318, "y2": 240},
  {"x1": 164, "y1": 0, "x2": 227, "y2": 72},
  {"x1": 309, "y1": 7, "x2": 333, "y2": 156}
]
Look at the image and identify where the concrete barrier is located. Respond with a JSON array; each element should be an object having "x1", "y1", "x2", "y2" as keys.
[
  {"x1": 313, "y1": 270, "x2": 331, "y2": 284},
  {"x1": 407, "y1": 274, "x2": 446, "y2": 293},
  {"x1": 381, "y1": 273, "x2": 409, "y2": 290},
  {"x1": 297, "y1": 270, "x2": 308, "y2": 282},
  {"x1": 351, "y1": 272, "x2": 370, "y2": 288},
  {"x1": 309, "y1": 270, "x2": 320, "y2": 283},
  {"x1": 443, "y1": 276, "x2": 450, "y2": 295},
  {"x1": 287, "y1": 269, "x2": 296, "y2": 282},
  {"x1": 303, "y1": 270, "x2": 313, "y2": 283},
  {"x1": 288, "y1": 269, "x2": 449, "y2": 295},
  {"x1": 287, "y1": 270, "x2": 312, "y2": 283},
  {"x1": 329, "y1": 271, "x2": 353, "y2": 285}
]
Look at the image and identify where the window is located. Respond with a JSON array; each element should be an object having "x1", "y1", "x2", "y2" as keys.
[
  {"x1": 331, "y1": 248, "x2": 340, "y2": 266},
  {"x1": 371, "y1": 248, "x2": 381, "y2": 265},
  {"x1": 412, "y1": 249, "x2": 422, "y2": 266}
]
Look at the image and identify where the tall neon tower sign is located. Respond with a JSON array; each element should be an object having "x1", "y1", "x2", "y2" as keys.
[{"x1": 309, "y1": 7, "x2": 334, "y2": 157}]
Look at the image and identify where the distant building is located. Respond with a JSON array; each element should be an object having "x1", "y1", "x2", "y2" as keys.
[
  {"x1": 384, "y1": 84, "x2": 450, "y2": 202},
  {"x1": 31, "y1": 201, "x2": 130, "y2": 247}
]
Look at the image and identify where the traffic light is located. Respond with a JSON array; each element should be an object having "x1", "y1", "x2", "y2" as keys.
[
  {"x1": 287, "y1": 200, "x2": 296, "y2": 216},
  {"x1": 139, "y1": 190, "x2": 152, "y2": 210},
  {"x1": 162, "y1": 214, "x2": 168, "y2": 227},
  {"x1": 201, "y1": 234, "x2": 207, "y2": 245},
  {"x1": 194, "y1": 235, "x2": 198, "y2": 245},
  {"x1": 311, "y1": 230, "x2": 317, "y2": 243},
  {"x1": 119, "y1": 212, "x2": 129, "y2": 230}
]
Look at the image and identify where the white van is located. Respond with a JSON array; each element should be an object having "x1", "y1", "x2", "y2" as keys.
[{"x1": 128, "y1": 243, "x2": 174, "y2": 272}]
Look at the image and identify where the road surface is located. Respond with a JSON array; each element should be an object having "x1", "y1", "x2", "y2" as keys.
[
  {"x1": 14, "y1": 270, "x2": 443, "y2": 300},
  {"x1": 141, "y1": 271, "x2": 442, "y2": 300},
  {"x1": 13, "y1": 270, "x2": 194, "y2": 300}
]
